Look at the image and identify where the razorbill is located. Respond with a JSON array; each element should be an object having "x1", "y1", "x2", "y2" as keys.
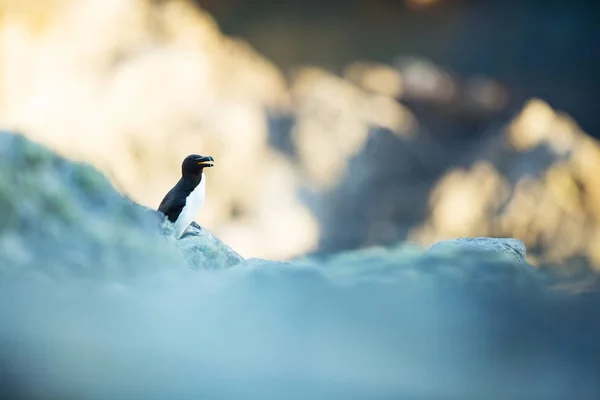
[{"x1": 158, "y1": 154, "x2": 214, "y2": 238}]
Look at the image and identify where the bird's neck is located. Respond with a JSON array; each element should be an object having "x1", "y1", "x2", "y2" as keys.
[{"x1": 182, "y1": 172, "x2": 203, "y2": 187}]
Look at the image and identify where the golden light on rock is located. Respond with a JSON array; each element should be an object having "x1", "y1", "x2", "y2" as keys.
[
  {"x1": 413, "y1": 99, "x2": 600, "y2": 269},
  {"x1": 410, "y1": 161, "x2": 509, "y2": 243},
  {"x1": 290, "y1": 67, "x2": 415, "y2": 191},
  {"x1": 0, "y1": 0, "x2": 303, "y2": 259},
  {"x1": 343, "y1": 61, "x2": 404, "y2": 98},
  {"x1": 1, "y1": 0, "x2": 599, "y2": 270}
]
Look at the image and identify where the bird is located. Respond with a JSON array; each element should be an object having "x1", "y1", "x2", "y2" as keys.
[{"x1": 158, "y1": 154, "x2": 215, "y2": 238}]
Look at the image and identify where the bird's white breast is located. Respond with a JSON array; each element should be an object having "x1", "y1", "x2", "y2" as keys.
[{"x1": 174, "y1": 174, "x2": 206, "y2": 238}]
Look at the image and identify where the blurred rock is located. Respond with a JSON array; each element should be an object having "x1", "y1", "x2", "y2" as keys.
[
  {"x1": 2, "y1": 135, "x2": 600, "y2": 400},
  {"x1": 428, "y1": 237, "x2": 527, "y2": 264},
  {"x1": 298, "y1": 238, "x2": 541, "y2": 292},
  {"x1": 286, "y1": 63, "x2": 449, "y2": 252},
  {"x1": 0, "y1": 0, "x2": 316, "y2": 260},
  {"x1": 4, "y1": 224, "x2": 600, "y2": 399},
  {"x1": 282, "y1": 57, "x2": 600, "y2": 270},
  {"x1": 411, "y1": 99, "x2": 600, "y2": 269},
  {"x1": 289, "y1": 67, "x2": 417, "y2": 191},
  {"x1": 343, "y1": 61, "x2": 404, "y2": 98},
  {"x1": 0, "y1": 132, "x2": 243, "y2": 275},
  {"x1": 414, "y1": 161, "x2": 511, "y2": 240},
  {"x1": 394, "y1": 57, "x2": 458, "y2": 105},
  {"x1": 202, "y1": 0, "x2": 598, "y2": 137},
  {"x1": 295, "y1": 60, "x2": 600, "y2": 271},
  {"x1": 391, "y1": 57, "x2": 510, "y2": 128},
  {"x1": 1, "y1": 0, "x2": 599, "y2": 271}
]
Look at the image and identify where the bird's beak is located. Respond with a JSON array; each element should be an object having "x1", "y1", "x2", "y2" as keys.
[{"x1": 197, "y1": 155, "x2": 215, "y2": 167}]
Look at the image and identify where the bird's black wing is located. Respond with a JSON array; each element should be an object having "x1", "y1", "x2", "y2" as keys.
[{"x1": 158, "y1": 188, "x2": 187, "y2": 223}]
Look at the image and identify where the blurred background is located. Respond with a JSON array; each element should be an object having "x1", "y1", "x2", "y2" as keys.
[{"x1": 0, "y1": 0, "x2": 598, "y2": 268}]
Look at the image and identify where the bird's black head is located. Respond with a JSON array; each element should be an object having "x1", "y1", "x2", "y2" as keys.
[{"x1": 181, "y1": 154, "x2": 214, "y2": 180}]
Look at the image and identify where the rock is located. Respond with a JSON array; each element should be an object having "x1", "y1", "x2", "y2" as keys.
[
  {"x1": 0, "y1": 0, "x2": 314, "y2": 261},
  {"x1": 289, "y1": 67, "x2": 417, "y2": 191},
  {"x1": 1, "y1": 134, "x2": 599, "y2": 399},
  {"x1": 2, "y1": 0, "x2": 599, "y2": 270},
  {"x1": 177, "y1": 221, "x2": 245, "y2": 269},
  {"x1": 0, "y1": 132, "x2": 242, "y2": 275},
  {"x1": 297, "y1": 239, "x2": 539, "y2": 291},
  {"x1": 428, "y1": 237, "x2": 527, "y2": 264},
  {"x1": 410, "y1": 99, "x2": 600, "y2": 269}
]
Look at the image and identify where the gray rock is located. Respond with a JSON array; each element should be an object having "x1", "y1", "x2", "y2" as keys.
[
  {"x1": 3, "y1": 132, "x2": 600, "y2": 400},
  {"x1": 428, "y1": 237, "x2": 527, "y2": 264},
  {"x1": 176, "y1": 221, "x2": 245, "y2": 269},
  {"x1": 0, "y1": 132, "x2": 243, "y2": 275}
]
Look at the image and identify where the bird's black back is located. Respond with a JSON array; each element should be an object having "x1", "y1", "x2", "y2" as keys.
[{"x1": 158, "y1": 178, "x2": 198, "y2": 223}]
